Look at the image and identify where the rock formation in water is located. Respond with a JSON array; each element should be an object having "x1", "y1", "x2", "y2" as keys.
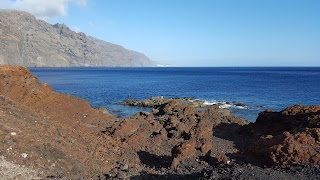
[{"x1": 0, "y1": 10, "x2": 156, "y2": 67}]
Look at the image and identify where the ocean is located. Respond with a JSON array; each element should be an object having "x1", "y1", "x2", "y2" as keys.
[{"x1": 30, "y1": 67, "x2": 320, "y2": 121}]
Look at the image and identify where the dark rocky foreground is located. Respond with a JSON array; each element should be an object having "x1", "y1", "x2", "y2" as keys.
[{"x1": 0, "y1": 65, "x2": 319, "y2": 179}]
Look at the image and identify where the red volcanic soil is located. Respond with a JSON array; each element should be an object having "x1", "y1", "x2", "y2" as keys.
[{"x1": 0, "y1": 65, "x2": 319, "y2": 179}]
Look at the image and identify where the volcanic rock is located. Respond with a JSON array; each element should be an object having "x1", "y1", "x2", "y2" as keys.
[
  {"x1": 249, "y1": 132, "x2": 320, "y2": 166},
  {"x1": 1, "y1": 65, "x2": 319, "y2": 179},
  {"x1": 0, "y1": 65, "x2": 115, "y2": 129},
  {"x1": 107, "y1": 99, "x2": 249, "y2": 171},
  {"x1": 251, "y1": 105, "x2": 320, "y2": 136},
  {"x1": 123, "y1": 96, "x2": 210, "y2": 108},
  {"x1": 0, "y1": 65, "x2": 120, "y2": 177},
  {"x1": 247, "y1": 105, "x2": 320, "y2": 166}
]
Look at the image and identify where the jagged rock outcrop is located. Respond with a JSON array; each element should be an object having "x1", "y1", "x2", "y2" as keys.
[
  {"x1": 123, "y1": 96, "x2": 248, "y2": 109},
  {"x1": 0, "y1": 65, "x2": 250, "y2": 178},
  {"x1": 249, "y1": 132, "x2": 320, "y2": 166},
  {"x1": 1, "y1": 65, "x2": 319, "y2": 179},
  {"x1": 0, "y1": 10, "x2": 156, "y2": 67},
  {"x1": 105, "y1": 99, "x2": 249, "y2": 171},
  {"x1": 247, "y1": 106, "x2": 320, "y2": 166},
  {"x1": 123, "y1": 96, "x2": 211, "y2": 108}
]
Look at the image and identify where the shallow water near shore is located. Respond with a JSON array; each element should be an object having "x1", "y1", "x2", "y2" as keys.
[{"x1": 30, "y1": 67, "x2": 320, "y2": 121}]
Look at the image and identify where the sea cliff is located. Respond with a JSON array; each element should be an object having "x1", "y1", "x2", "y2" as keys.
[{"x1": 0, "y1": 10, "x2": 156, "y2": 67}]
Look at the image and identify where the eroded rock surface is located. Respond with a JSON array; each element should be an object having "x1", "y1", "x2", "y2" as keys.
[
  {"x1": 107, "y1": 99, "x2": 249, "y2": 171},
  {"x1": 0, "y1": 10, "x2": 155, "y2": 67},
  {"x1": 123, "y1": 96, "x2": 210, "y2": 108},
  {"x1": 247, "y1": 106, "x2": 320, "y2": 166},
  {"x1": 0, "y1": 65, "x2": 319, "y2": 179},
  {"x1": 0, "y1": 65, "x2": 120, "y2": 177}
]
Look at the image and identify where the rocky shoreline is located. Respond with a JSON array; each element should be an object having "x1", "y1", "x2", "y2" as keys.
[
  {"x1": 123, "y1": 96, "x2": 248, "y2": 110},
  {"x1": 0, "y1": 65, "x2": 319, "y2": 179}
]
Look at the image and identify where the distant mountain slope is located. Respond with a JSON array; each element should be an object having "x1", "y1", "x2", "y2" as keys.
[{"x1": 0, "y1": 10, "x2": 156, "y2": 67}]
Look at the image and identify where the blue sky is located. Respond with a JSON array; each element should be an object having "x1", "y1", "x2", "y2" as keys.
[{"x1": 1, "y1": 0, "x2": 319, "y2": 66}]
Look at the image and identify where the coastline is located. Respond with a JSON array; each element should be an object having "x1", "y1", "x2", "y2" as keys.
[
  {"x1": 0, "y1": 65, "x2": 319, "y2": 179},
  {"x1": 29, "y1": 66, "x2": 320, "y2": 122}
]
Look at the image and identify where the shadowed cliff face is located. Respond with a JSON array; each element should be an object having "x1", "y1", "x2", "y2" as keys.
[{"x1": 0, "y1": 10, "x2": 156, "y2": 67}]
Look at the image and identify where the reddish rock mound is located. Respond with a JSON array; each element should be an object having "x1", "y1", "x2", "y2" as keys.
[
  {"x1": 248, "y1": 105, "x2": 320, "y2": 166},
  {"x1": 250, "y1": 132, "x2": 320, "y2": 166},
  {"x1": 251, "y1": 105, "x2": 320, "y2": 136},
  {"x1": 0, "y1": 65, "x2": 115, "y2": 129},
  {"x1": 105, "y1": 99, "x2": 249, "y2": 171},
  {"x1": 1, "y1": 65, "x2": 319, "y2": 179},
  {"x1": 0, "y1": 65, "x2": 119, "y2": 177},
  {"x1": 0, "y1": 65, "x2": 249, "y2": 178}
]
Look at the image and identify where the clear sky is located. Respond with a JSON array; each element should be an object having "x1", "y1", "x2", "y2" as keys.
[{"x1": 1, "y1": 0, "x2": 319, "y2": 66}]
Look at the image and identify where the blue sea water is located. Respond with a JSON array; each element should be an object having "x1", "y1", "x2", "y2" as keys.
[{"x1": 30, "y1": 67, "x2": 320, "y2": 121}]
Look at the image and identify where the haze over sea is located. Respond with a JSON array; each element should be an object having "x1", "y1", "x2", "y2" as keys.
[{"x1": 31, "y1": 67, "x2": 320, "y2": 121}]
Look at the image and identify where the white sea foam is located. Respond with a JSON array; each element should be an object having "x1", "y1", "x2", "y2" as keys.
[
  {"x1": 203, "y1": 100, "x2": 215, "y2": 105},
  {"x1": 203, "y1": 100, "x2": 227, "y2": 106},
  {"x1": 202, "y1": 100, "x2": 248, "y2": 109},
  {"x1": 235, "y1": 105, "x2": 248, "y2": 109},
  {"x1": 219, "y1": 104, "x2": 232, "y2": 109}
]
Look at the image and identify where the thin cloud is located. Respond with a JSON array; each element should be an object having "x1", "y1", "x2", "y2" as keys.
[
  {"x1": 72, "y1": 0, "x2": 87, "y2": 7},
  {"x1": 88, "y1": 21, "x2": 95, "y2": 27},
  {"x1": 72, "y1": 26, "x2": 81, "y2": 33},
  {"x1": 0, "y1": 0, "x2": 12, "y2": 8},
  {"x1": 0, "y1": 0, "x2": 88, "y2": 21}
]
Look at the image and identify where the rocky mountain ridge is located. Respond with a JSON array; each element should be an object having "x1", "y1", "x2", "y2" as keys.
[{"x1": 0, "y1": 9, "x2": 156, "y2": 67}]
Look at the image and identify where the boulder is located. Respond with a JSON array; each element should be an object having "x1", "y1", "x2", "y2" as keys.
[
  {"x1": 249, "y1": 132, "x2": 320, "y2": 165},
  {"x1": 247, "y1": 105, "x2": 320, "y2": 166}
]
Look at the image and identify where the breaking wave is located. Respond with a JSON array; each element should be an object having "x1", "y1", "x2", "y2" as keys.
[{"x1": 202, "y1": 100, "x2": 249, "y2": 109}]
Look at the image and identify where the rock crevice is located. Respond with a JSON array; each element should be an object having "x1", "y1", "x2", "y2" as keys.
[{"x1": 0, "y1": 65, "x2": 319, "y2": 179}]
